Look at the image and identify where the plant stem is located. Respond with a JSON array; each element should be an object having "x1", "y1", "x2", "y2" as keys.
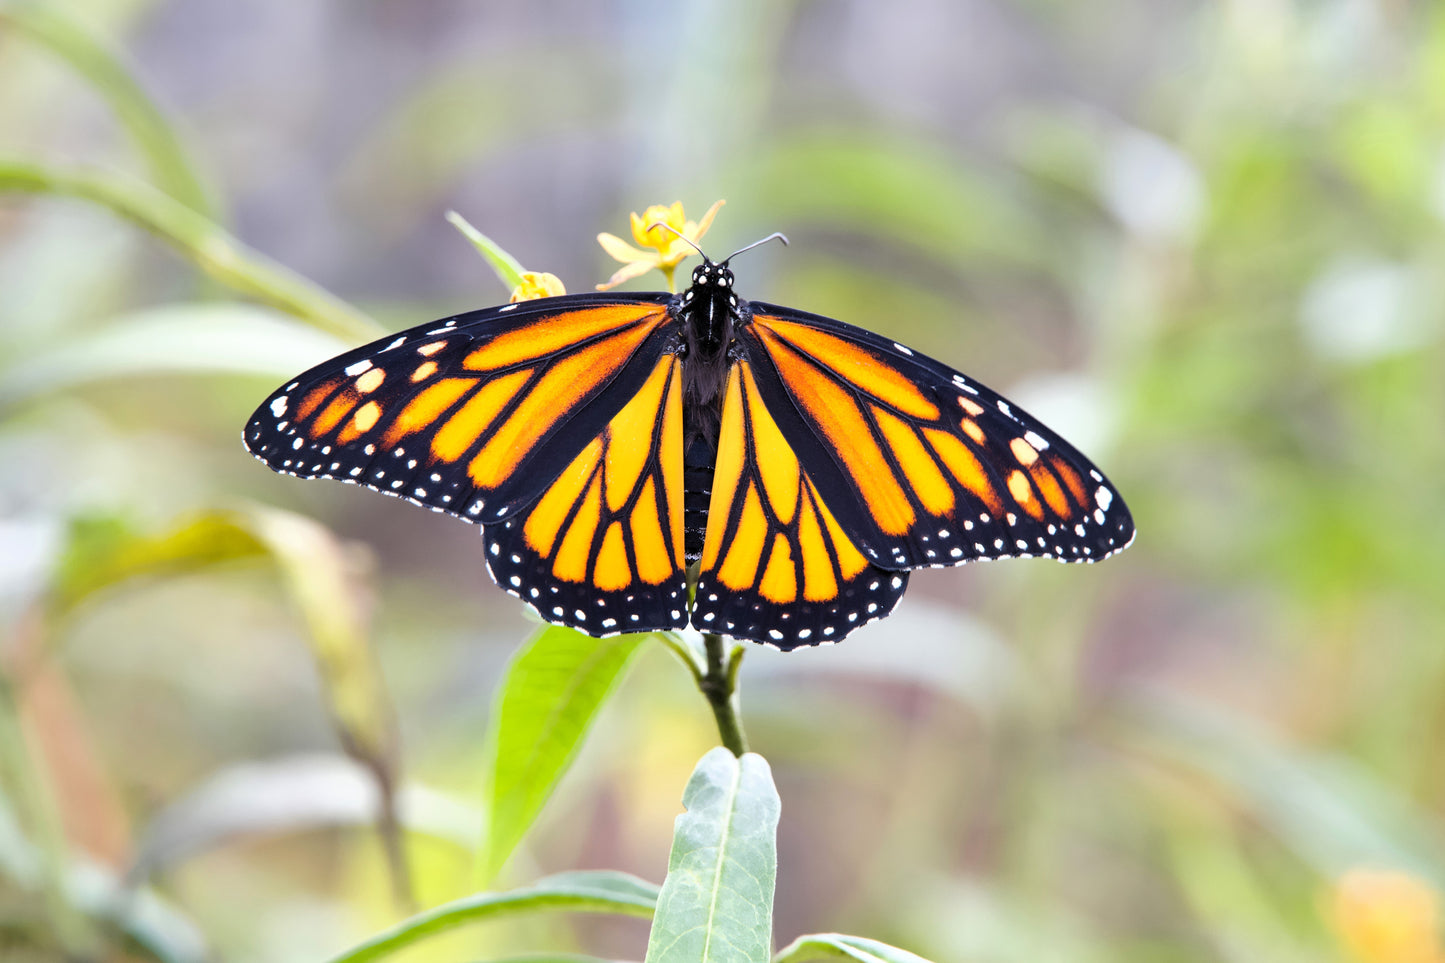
[
  {"x1": 0, "y1": 3, "x2": 214, "y2": 217},
  {"x1": 700, "y1": 633, "x2": 748, "y2": 756},
  {"x1": 0, "y1": 159, "x2": 381, "y2": 342},
  {"x1": 364, "y1": 757, "x2": 416, "y2": 913}
]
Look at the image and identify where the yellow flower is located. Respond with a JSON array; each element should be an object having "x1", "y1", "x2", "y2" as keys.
[
  {"x1": 1330, "y1": 868, "x2": 1443, "y2": 963},
  {"x1": 596, "y1": 199, "x2": 724, "y2": 292},
  {"x1": 509, "y1": 271, "x2": 566, "y2": 303}
]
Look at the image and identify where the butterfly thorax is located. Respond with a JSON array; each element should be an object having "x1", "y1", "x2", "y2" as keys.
[{"x1": 678, "y1": 260, "x2": 744, "y2": 563}]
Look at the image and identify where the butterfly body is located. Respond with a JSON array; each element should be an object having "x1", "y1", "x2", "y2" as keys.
[
  {"x1": 246, "y1": 259, "x2": 1133, "y2": 649},
  {"x1": 678, "y1": 261, "x2": 744, "y2": 563}
]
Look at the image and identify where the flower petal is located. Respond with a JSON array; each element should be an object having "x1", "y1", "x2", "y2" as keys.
[
  {"x1": 656, "y1": 240, "x2": 698, "y2": 270},
  {"x1": 688, "y1": 199, "x2": 726, "y2": 242},
  {"x1": 629, "y1": 211, "x2": 652, "y2": 248},
  {"x1": 634, "y1": 202, "x2": 689, "y2": 250},
  {"x1": 597, "y1": 232, "x2": 649, "y2": 263},
  {"x1": 595, "y1": 259, "x2": 655, "y2": 291},
  {"x1": 640, "y1": 202, "x2": 683, "y2": 232}
]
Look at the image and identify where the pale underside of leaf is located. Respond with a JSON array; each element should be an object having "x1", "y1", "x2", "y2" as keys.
[
  {"x1": 773, "y1": 933, "x2": 935, "y2": 963},
  {"x1": 644, "y1": 748, "x2": 780, "y2": 963}
]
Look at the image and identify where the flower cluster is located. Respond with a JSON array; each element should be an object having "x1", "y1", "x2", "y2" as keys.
[{"x1": 596, "y1": 200, "x2": 724, "y2": 292}]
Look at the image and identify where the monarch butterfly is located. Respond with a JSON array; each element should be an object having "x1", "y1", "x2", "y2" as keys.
[{"x1": 245, "y1": 246, "x2": 1133, "y2": 649}]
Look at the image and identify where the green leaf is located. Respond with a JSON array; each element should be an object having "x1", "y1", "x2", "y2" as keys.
[
  {"x1": 47, "y1": 507, "x2": 397, "y2": 765},
  {"x1": 446, "y1": 210, "x2": 527, "y2": 293},
  {"x1": 322, "y1": 870, "x2": 659, "y2": 963},
  {"x1": 48, "y1": 512, "x2": 268, "y2": 618},
  {"x1": 480, "y1": 626, "x2": 648, "y2": 881},
  {"x1": 241, "y1": 507, "x2": 399, "y2": 771},
  {"x1": 0, "y1": 158, "x2": 380, "y2": 342},
  {"x1": 46, "y1": 508, "x2": 404, "y2": 888},
  {"x1": 644, "y1": 748, "x2": 780, "y2": 963},
  {"x1": 0, "y1": 304, "x2": 350, "y2": 407},
  {"x1": 0, "y1": 1, "x2": 213, "y2": 216},
  {"x1": 773, "y1": 934, "x2": 934, "y2": 963}
]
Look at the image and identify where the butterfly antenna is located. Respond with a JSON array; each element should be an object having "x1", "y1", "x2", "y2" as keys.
[
  {"x1": 722, "y1": 232, "x2": 789, "y2": 265},
  {"x1": 647, "y1": 221, "x2": 710, "y2": 261}
]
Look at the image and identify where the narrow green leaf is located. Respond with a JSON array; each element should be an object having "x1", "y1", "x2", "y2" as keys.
[
  {"x1": 446, "y1": 210, "x2": 527, "y2": 293},
  {"x1": 644, "y1": 748, "x2": 780, "y2": 963},
  {"x1": 46, "y1": 507, "x2": 397, "y2": 766},
  {"x1": 481, "y1": 626, "x2": 647, "y2": 881},
  {"x1": 0, "y1": 1, "x2": 213, "y2": 216},
  {"x1": 773, "y1": 934, "x2": 934, "y2": 963},
  {"x1": 45, "y1": 508, "x2": 407, "y2": 897},
  {"x1": 48, "y1": 512, "x2": 267, "y2": 618},
  {"x1": 0, "y1": 304, "x2": 349, "y2": 407},
  {"x1": 322, "y1": 870, "x2": 659, "y2": 963},
  {"x1": 0, "y1": 158, "x2": 380, "y2": 342},
  {"x1": 241, "y1": 507, "x2": 398, "y2": 771}
]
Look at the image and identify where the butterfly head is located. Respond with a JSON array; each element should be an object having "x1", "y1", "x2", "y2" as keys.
[
  {"x1": 680, "y1": 259, "x2": 739, "y2": 359},
  {"x1": 688, "y1": 259, "x2": 735, "y2": 292},
  {"x1": 678, "y1": 232, "x2": 788, "y2": 358}
]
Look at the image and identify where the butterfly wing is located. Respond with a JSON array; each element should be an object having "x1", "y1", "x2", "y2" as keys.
[
  {"x1": 692, "y1": 359, "x2": 908, "y2": 649},
  {"x1": 739, "y1": 304, "x2": 1135, "y2": 569},
  {"x1": 244, "y1": 293, "x2": 675, "y2": 523},
  {"x1": 247, "y1": 292, "x2": 690, "y2": 632},
  {"x1": 484, "y1": 353, "x2": 688, "y2": 635}
]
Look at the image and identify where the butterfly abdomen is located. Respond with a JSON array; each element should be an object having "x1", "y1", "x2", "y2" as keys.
[
  {"x1": 682, "y1": 439, "x2": 715, "y2": 564},
  {"x1": 680, "y1": 358, "x2": 728, "y2": 564}
]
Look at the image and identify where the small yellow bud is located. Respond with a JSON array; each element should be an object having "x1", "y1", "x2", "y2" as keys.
[{"x1": 509, "y1": 271, "x2": 566, "y2": 303}]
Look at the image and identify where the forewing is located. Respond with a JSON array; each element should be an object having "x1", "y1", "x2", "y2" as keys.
[
  {"x1": 485, "y1": 354, "x2": 688, "y2": 636},
  {"x1": 692, "y1": 361, "x2": 908, "y2": 649},
  {"x1": 741, "y1": 304, "x2": 1135, "y2": 569},
  {"x1": 244, "y1": 293, "x2": 675, "y2": 523}
]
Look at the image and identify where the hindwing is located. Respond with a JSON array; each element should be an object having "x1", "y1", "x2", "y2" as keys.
[
  {"x1": 693, "y1": 361, "x2": 907, "y2": 649},
  {"x1": 484, "y1": 355, "x2": 688, "y2": 635}
]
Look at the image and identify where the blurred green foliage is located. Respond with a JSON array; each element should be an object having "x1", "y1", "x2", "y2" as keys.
[{"x1": 2, "y1": 1, "x2": 1444, "y2": 961}]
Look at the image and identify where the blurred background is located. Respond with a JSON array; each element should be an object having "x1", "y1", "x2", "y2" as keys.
[{"x1": 2, "y1": 0, "x2": 1444, "y2": 960}]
